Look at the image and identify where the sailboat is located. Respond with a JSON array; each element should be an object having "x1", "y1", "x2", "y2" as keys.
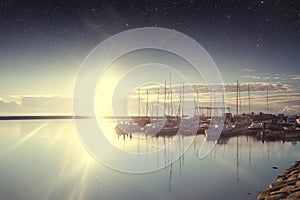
[{"x1": 156, "y1": 75, "x2": 179, "y2": 137}]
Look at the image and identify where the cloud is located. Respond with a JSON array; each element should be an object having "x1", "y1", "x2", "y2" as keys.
[
  {"x1": 242, "y1": 73, "x2": 300, "y2": 82},
  {"x1": 242, "y1": 75, "x2": 261, "y2": 79},
  {"x1": 289, "y1": 74, "x2": 300, "y2": 80},
  {"x1": 243, "y1": 68, "x2": 256, "y2": 72},
  {"x1": 0, "y1": 95, "x2": 72, "y2": 115},
  {"x1": 224, "y1": 82, "x2": 294, "y2": 93},
  {"x1": 281, "y1": 105, "x2": 300, "y2": 115}
]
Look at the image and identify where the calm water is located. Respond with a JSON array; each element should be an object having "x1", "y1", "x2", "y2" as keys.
[{"x1": 0, "y1": 120, "x2": 299, "y2": 200}]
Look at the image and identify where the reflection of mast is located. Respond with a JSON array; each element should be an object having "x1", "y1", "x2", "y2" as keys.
[
  {"x1": 156, "y1": 137, "x2": 159, "y2": 167},
  {"x1": 145, "y1": 129, "x2": 148, "y2": 154},
  {"x1": 267, "y1": 142, "x2": 270, "y2": 161},
  {"x1": 221, "y1": 142, "x2": 225, "y2": 158},
  {"x1": 168, "y1": 138, "x2": 174, "y2": 191},
  {"x1": 138, "y1": 133, "x2": 140, "y2": 157},
  {"x1": 248, "y1": 136, "x2": 251, "y2": 166},
  {"x1": 168, "y1": 152, "x2": 173, "y2": 191},
  {"x1": 163, "y1": 136, "x2": 166, "y2": 167},
  {"x1": 236, "y1": 136, "x2": 240, "y2": 182},
  {"x1": 182, "y1": 135, "x2": 185, "y2": 166},
  {"x1": 179, "y1": 135, "x2": 182, "y2": 175}
]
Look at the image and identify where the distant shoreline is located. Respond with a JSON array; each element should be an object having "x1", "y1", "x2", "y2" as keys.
[{"x1": 0, "y1": 116, "x2": 91, "y2": 120}]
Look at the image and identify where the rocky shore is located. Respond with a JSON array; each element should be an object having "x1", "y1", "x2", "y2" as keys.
[{"x1": 258, "y1": 161, "x2": 300, "y2": 200}]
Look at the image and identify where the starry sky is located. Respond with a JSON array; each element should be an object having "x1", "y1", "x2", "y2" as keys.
[{"x1": 0, "y1": 0, "x2": 299, "y2": 115}]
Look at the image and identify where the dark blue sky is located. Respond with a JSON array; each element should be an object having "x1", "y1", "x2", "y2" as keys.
[
  {"x1": 0, "y1": 0, "x2": 299, "y2": 114},
  {"x1": 1, "y1": 0, "x2": 299, "y2": 73}
]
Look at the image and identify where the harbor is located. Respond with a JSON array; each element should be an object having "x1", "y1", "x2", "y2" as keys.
[
  {"x1": 114, "y1": 114, "x2": 300, "y2": 140},
  {"x1": 112, "y1": 79, "x2": 300, "y2": 142}
]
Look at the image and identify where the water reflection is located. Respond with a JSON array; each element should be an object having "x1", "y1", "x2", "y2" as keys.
[
  {"x1": 114, "y1": 122, "x2": 300, "y2": 187},
  {"x1": 0, "y1": 120, "x2": 299, "y2": 200}
]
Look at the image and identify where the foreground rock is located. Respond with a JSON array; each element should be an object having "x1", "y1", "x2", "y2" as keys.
[{"x1": 258, "y1": 161, "x2": 300, "y2": 200}]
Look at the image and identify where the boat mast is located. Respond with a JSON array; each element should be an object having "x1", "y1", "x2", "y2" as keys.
[
  {"x1": 222, "y1": 92, "x2": 225, "y2": 116},
  {"x1": 209, "y1": 89, "x2": 212, "y2": 118},
  {"x1": 248, "y1": 84, "x2": 250, "y2": 115},
  {"x1": 169, "y1": 73, "x2": 173, "y2": 116},
  {"x1": 213, "y1": 90, "x2": 216, "y2": 117},
  {"x1": 157, "y1": 87, "x2": 159, "y2": 118},
  {"x1": 178, "y1": 83, "x2": 182, "y2": 118},
  {"x1": 236, "y1": 80, "x2": 239, "y2": 116},
  {"x1": 239, "y1": 82, "x2": 242, "y2": 114},
  {"x1": 196, "y1": 91, "x2": 199, "y2": 116},
  {"x1": 164, "y1": 79, "x2": 166, "y2": 116},
  {"x1": 146, "y1": 89, "x2": 149, "y2": 117},
  {"x1": 182, "y1": 83, "x2": 184, "y2": 118},
  {"x1": 266, "y1": 86, "x2": 269, "y2": 114},
  {"x1": 138, "y1": 88, "x2": 141, "y2": 117}
]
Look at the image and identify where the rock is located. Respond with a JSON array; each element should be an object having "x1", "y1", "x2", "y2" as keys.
[
  {"x1": 269, "y1": 184, "x2": 286, "y2": 192},
  {"x1": 269, "y1": 181, "x2": 283, "y2": 189},
  {"x1": 296, "y1": 181, "x2": 300, "y2": 187},
  {"x1": 289, "y1": 169, "x2": 300, "y2": 175},
  {"x1": 287, "y1": 191, "x2": 300, "y2": 199},
  {"x1": 270, "y1": 191, "x2": 287, "y2": 196},
  {"x1": 265, "y1": 193, "x2": 287, "y2": 200},
  {"x1": 279, "y1": 185, "x2": 296, "y2": 193},
  {"x1": 284, "y1": 180, "x2": 298, "y2": 186},
  {"x1": 277, "y1": 177, "x2": 284, "y2": 182},
  {"x1": 291, "y1": 187, "x2": 300, "y2": 193},
  {"x1": 258, "y1": 191, "x2": 269, "y2": 200},
  {"x1": 286, "y1": 174, "x2": 298, "y2": 182}
]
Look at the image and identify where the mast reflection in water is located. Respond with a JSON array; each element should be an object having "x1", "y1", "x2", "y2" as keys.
[{"x1": 0, "y1": 120, "x2": 299, "y2": 200}]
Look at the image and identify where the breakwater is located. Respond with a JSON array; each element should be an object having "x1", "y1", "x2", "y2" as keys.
[{"x1": 258, "y1": 161, "x2": 300, "y2": 199}]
